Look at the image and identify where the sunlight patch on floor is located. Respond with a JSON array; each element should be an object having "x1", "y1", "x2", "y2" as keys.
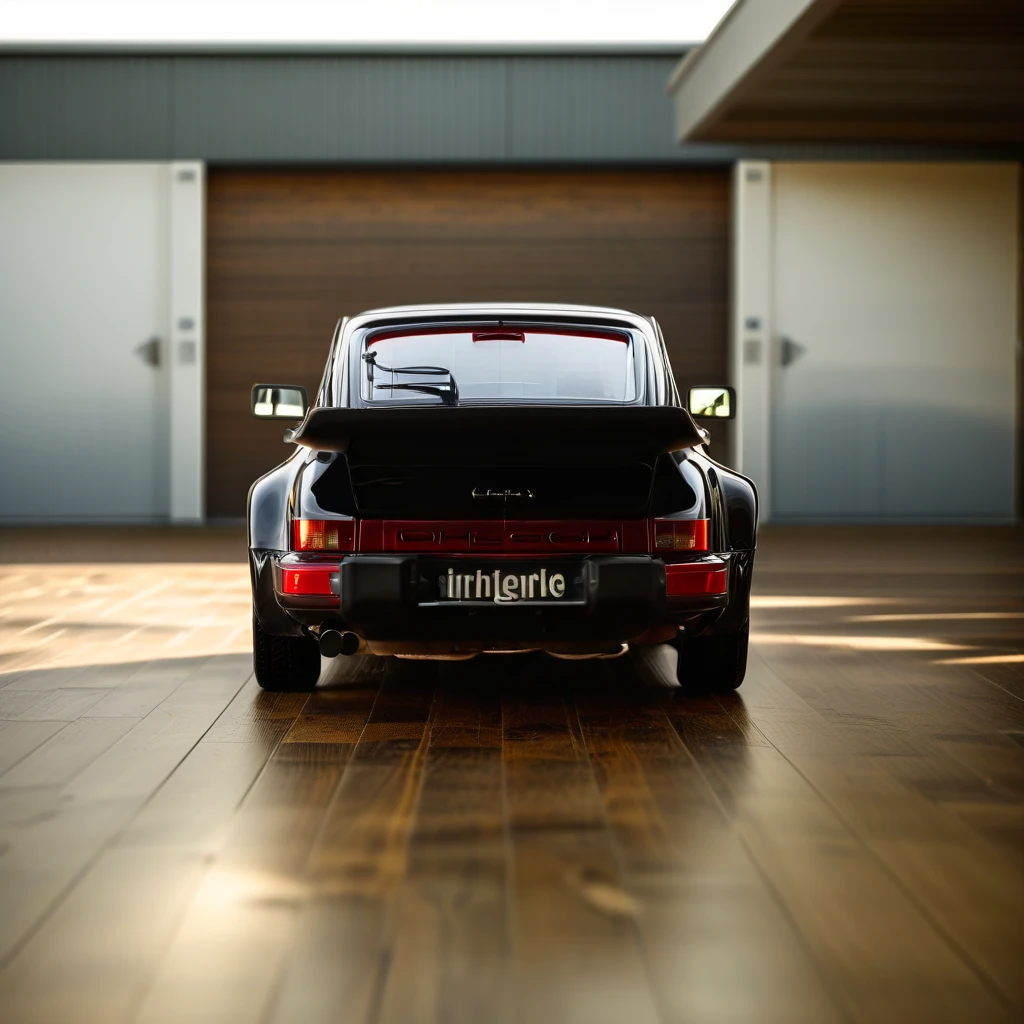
[
  {"x1": 936, "y1": 653, "x2": 1024, "y2": 666},
  {"x1": 851, "y1": 612, "x2": 1024, "y2": 623},
  {"x1": 751, "y1": 633, "x2": 971, "y2": 653},
  {"x1": 751, "y1": 596, "x2": 908, "y2": 609}
]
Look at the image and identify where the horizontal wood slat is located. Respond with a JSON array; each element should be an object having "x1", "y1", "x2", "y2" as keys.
[{"x1": 205, "y1": 169, "x2": 730, "y2": 518}]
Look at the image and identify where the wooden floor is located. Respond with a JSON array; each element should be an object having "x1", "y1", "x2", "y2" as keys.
[{"x1": 0, "y1": 526, "x2": 1021, "y2": 1024}]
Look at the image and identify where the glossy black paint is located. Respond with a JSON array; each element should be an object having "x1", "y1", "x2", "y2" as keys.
[
  {"x1": 247, "y1": 305, "x2": 758, "y2": 647},
  {"x1": 286, "y1": 405, "x2": 704, "y2": 456}
]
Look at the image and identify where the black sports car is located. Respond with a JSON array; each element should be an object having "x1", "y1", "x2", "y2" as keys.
[{"x1": 248, "y1": 304, "x2": 757, "y2": 692}]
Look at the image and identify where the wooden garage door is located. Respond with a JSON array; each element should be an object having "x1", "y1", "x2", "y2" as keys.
[{"x1": 206, "y1": 169, "x2": 729, "y2": 517}]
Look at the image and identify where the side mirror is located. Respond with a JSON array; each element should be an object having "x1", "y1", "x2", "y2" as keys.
[
  {"x1": 688, "y1": 385, "x2": 735, "y2": 420},
  {"x1": 251, "y1": 384, "x2": 308, "y2": 420}
]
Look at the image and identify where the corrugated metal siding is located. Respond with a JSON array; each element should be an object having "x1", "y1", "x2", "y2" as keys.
[
  {"x1": 171, "y1": 57, "x2": 509, "y2": 161},
  {"x1": 508, "y1": 57, "x2": 683, "y2": 161},
  {"x1": 0, "y1": 58, "x2": 172, "y2": 159},
  {"x1": 0, "y1": 53, "x2": 980, "y2": 163},
  {"x1": 0, "y1": 54, "x2": 717, "y2": 163}
]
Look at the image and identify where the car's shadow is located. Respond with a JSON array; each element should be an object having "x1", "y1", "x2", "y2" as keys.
[{"x1": 314, "y1": 643, "x2": 749, "y2": 721}]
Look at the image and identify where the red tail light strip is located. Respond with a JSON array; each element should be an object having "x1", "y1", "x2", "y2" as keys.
[
  {"x1": 665, "y1": 561, "x2": 728, "y2": 596},
  {"x1": 280, "y1": 563, "x2": 337, "y2": 596},
  {"x1": 292, "y1": 518, "x2": 708, "y2": 556},
  {"x1": 359, "y1": 520, "x2": 649, "y2": 554}
]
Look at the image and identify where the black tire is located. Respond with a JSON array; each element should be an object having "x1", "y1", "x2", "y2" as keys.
[
  {"x1": 252, "y1": 613, "x2": 321, "y2": 692},
  {"x1": 675, "y1": 619, "x2": 749, "y2": 692}
]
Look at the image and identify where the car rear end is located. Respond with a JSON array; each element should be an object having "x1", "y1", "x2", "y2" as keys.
[
  {"x1": 272, "y1": 505, "x2": 730, "y2": 658},
  {"x1": 251, "y1": 308, "x2": 743, "y2": 663}
]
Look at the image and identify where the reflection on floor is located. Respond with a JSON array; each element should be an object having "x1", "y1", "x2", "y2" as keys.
[{"x1": 0, "y1": 526, "x2": 1021, "y2": 1024}]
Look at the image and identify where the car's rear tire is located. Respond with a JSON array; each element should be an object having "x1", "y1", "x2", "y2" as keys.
[
  {"x1": 252, "y1": 613, "x2": 321, "y2": 692},
  {"x1": 675, "y1": 619, "x2": 749, "y2": 693}
]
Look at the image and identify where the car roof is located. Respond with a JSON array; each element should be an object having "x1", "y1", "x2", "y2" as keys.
[
  {"x1": 324, "y1": 303, "x2": 676, "y2": 408},
  {"x1": 349, "y1": 302, "x2": 647, "y2": 319},
  {"x1": 341, "y1": 304, "x2": 658, "y2": 343}
]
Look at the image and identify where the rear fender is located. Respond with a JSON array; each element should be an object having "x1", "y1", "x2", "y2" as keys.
[
  {"x1": 249, "y1": 549, "x2": 305, "y2": 636},
  {"x1": 680, "y1": 451, "x2": 758, "y2": 552},
  {"x1": 249, "y1": 450, "x2": 309, "y2": 637},
  {"x1": 247, "y1": 449, "x2": 305, "y2": 551}
]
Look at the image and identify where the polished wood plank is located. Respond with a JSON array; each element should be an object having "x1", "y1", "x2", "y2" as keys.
[
  {"x1": 0, "y1": 719, "x2": 66, "y2": 776},
  {"x1": 265, "y1": 664, "x2": 436, "y2": 1024},
  {"x1": 0, "y1": 525, "x2": 1021, "y2": 1023},
  {"x1": 0, "y1": 795, "x2": 140, "y2": 965},
  {"x1": 64, "y1": 655, "x2": 251, "y2": 804},
  {"x1": 741, "y1": 657, "x2": 1022, "y2": 1007},
  {"x1": 83, "y1": 657, "x2": 207, "y2": 718},
  {"x1": 501, "y1": 660, "x2": 662, "y2": 1024},
  {"x1": 572, "y1": 660, "x2": 845, "y2": 1024},
  {"x1": 133, "y1": 675, "x2": 379, "y2": 1024},
  {"x1": 373, "y1": 669, "x2": 510, "y2": 1024},
  {"x1": 0, "y1": 716, "x2": 140, "y2": 789},
  {"x1": 0, "y1": 847, "x2": 205, "y2": 1024},
  {"x1": 694, "y1": 738, "x2": 1014, "y2": 1022},
  {"x1": 2, "y1": 687, "x2": 110, "y2": 721}
]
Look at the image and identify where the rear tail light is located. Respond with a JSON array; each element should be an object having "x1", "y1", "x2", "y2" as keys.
[
  {"x1": 280, "y1": 564, "x2": 337, "y2": 596},
  {"x1": 652, "y1": 518, "x2": 709, "y2": 552},
  {"x1": 293, "y1": 519, "x2": 355, "y2": 552},
  {"x1": 665, "y1": 562, "x2": 728, "y2": 596}
]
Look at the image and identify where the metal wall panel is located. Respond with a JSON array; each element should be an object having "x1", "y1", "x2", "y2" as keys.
[
  {"x1": 0, "y1": 57, "x2": 173, "y2": 159},
  {"x1": 509, "y1": 56, "x2": 684, "y2": 161},
  {"x1": 1, "y1": 53, "x2": 961, "y2": 163},
  {"x1": 171, "y1": 57, "x2": 509, "y2": 161},
  {"x1": 0, "y1": 53, "x2": 711, "y2": 163}
]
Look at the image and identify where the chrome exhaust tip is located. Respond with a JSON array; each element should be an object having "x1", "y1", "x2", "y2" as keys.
[{"x1": 320, "y1": 629, "x2": 361, "y2": 658}]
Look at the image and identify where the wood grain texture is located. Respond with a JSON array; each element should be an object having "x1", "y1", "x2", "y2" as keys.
[
  {"x1": 0, "y1": 524, "x2": 1021, "y2": 1022},
  {"x1": 205, "y1": 169, "x2": 731, "y2": 516}
]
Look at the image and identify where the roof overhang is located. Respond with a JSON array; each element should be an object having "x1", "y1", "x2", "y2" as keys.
[{"x1": 668, "y1": 0, "x2": 1024, "y2": 146}]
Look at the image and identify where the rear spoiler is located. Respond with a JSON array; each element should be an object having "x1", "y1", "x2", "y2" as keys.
[{"x1": 285, "y1": 405, "x2": 705, "y2": 460}]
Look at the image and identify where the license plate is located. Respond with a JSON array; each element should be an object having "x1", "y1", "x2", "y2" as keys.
[{"x1": 428, "y1": 563, "x2": 585, "y2": 605}]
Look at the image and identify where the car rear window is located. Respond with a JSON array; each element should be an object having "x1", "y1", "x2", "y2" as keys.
[{"x1": 360, "y1": 327, "x2": 639, "y2": 404}]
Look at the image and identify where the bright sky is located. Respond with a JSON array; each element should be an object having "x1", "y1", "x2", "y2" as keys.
[{"x1": 0, "y1": 1, "x2": 735, "y2": 45}]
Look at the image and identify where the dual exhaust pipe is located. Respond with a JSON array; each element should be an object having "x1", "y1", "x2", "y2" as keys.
[
  {"x1": 319, "y1": 629, "x2": 361, "y2": 658},
  {"x1": 318, "y1": 630, "x2": 627, "y2": 661}
]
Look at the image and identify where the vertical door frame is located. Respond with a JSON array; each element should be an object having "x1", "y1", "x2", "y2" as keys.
[
  {"x1": 731, "y1": 160, "x2": 774, "y2": 523},
  {"x1": 169, "y1": 161, "x2": 205, "y2": 522}
]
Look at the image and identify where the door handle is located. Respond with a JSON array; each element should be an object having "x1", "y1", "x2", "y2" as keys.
[
  {"x1": 780, "y1": 336, "x2": 806, "y2": 368},
  {"x1": 135, "y1": 336, "x2": 161, "y2": 368}
]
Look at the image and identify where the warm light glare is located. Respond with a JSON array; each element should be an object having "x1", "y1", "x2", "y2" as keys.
[
  {"x1": 852, "y1": 611, "x2": 1024, "y2": 622},
  {"x1": 196, "y1": 868, "x2": 309, "y2": 909},
  {"x1": 751, "y1": 596, "x2": 906, "y2": 609},
  {"x1": 751, "y1": 633, "x2": 971, "y2": 653},
  {"x1": 0, "y1": 563, "x2": 252, "y2": 674},
  {"x1": 936, "y1": 653, "x2": 1024, "y2": 666}
]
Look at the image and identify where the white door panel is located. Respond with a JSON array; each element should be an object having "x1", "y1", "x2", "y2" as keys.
[
  {"x1": 0, "y1": 164, "x2": 169, "y2": 519},
  {"x1": 771, "y1": 163, "x2": 1017, "y2": 520}
]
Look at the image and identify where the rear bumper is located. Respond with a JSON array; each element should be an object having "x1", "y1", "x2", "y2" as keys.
[{"x1": 256, "y1": 552, "x2": 732, "y2": 643}]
